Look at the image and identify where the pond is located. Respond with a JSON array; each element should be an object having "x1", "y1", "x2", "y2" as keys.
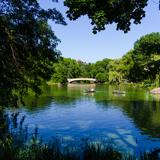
[{"x1": 7, "y1": 84, "x2": 160, "y2": 155}]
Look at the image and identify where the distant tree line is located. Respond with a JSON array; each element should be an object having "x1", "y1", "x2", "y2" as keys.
[
  {"x1": 0, "y1": 0, "x2": 159, "y2": 107},
  {"x1": 51, "y1": 32, "x2": 160, "y2": 86}
]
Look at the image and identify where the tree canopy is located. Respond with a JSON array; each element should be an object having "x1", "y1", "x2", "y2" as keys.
[
  {"x1": 0, "y1": 0, "x2": 159, "y2": 107},
  {"x1": 64, "y1": 0, "x2": 148, "y2": 33},
  {"x1": 132, "y1": 32, "x2": 160, "y2": 82},
  {"x1": 0, "y1": 0, "x2": 66, "y2": 106},
  {"x1": 50, "y1": 58, "x2": 111, "y2": 83},
  {"x1": 50, "y1": 32, "x2": 160, "y2": 86}
]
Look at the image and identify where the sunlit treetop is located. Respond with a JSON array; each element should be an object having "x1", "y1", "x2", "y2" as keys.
[{"x1": 134, "y1": 32, "x2": 160, "y2": 56}]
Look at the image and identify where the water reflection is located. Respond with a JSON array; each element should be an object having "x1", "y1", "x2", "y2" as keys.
[
  {"x1": 151, "y1": 94, "x2": 160, "y2": 101},
  {"x1": 7, "y1": 84, "x2": 160, "y2": 154}
]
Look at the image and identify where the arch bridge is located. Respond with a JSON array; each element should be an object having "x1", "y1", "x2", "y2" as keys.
[{"x1": 67, "y1": 78, "x2": 96, "y2": 83}]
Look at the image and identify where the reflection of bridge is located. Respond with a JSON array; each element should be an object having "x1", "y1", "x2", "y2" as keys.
[{"x1": 67, "y1": 78, "x2": 96, "y2": 83}]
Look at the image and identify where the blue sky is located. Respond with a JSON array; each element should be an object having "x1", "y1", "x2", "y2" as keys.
[{"x1": 39, "y1": 0, "x2": 160, "y2": 63}]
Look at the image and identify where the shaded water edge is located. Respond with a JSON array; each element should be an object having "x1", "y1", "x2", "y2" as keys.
[{"x1": 0, "y1": 113, "x2": 160, "y2": 160}]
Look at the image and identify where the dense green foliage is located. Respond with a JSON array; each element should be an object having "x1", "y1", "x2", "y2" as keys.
[
  {"x1": 51, "y1": 58, "x2": 111, "y2": 83},
  {"x1": 132, "y1": 33, "x2": 160, "y2": 84},
  {"x1": 0, "y1": 1, "x2": 160, "y2": 159},
  {"x1": 64, "y1": 0, "x2": 148, "y2": 33},
  {"x1": 51, "y1": 58, "x2": 82, "y2": 83},
  {"x1": 0, "y1": 0, "x2": 158, "y2": 107},
  {"x1": 0, "y1": 0, "x2": 66, "y2": 107},
  {"x1": 51, "y1": 32, "x2": 160, "y2": 87}
]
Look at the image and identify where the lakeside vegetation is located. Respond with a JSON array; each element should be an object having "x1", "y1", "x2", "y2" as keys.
[
  {"x1": 1, "y1": 138, "x2": 160, "y2": 160},
  {"x1": 50, "y1": 32, "x2": 160, "y2": 88},
  {"x1": 0, "y1": 0, "x2": 159, "y2": 106},
  {"x1": 0, "y1": 0, "x2": 160, "y2": 159}
]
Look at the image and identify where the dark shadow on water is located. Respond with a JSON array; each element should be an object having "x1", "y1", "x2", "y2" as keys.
[{"x1": 96, "y1": 99, "x2": 160, "y2": 138}]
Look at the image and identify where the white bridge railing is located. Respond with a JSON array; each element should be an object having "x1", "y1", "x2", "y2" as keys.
[{"x1": 67, "y1": 78, "x2": 96, "y2": 83}]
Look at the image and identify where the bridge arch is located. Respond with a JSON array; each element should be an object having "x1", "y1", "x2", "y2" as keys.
[{"x1": 67, "y1": 78, "x2": 96, "y2": 83}]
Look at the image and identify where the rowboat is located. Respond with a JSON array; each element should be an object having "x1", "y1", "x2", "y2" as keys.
[{"x1": 84, "y1": 88, "x2": 95, "y2": 93}]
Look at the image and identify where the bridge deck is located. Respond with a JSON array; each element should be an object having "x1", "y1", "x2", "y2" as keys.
[{"x1": 67, "y1": 78, "x2": 96, "y2": 83}]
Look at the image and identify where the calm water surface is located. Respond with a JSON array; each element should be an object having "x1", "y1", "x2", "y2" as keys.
[{"x1": 8, "y1": 84, "x2": 160, "y2": 154}]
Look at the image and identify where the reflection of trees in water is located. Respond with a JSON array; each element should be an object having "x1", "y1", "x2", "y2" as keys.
[
  {"x1": 152, "y1": 94, "x2": 160, "y2": 101},
  {"x1": 22, "y1": 84, "x2": 98, "y2": 112},
  {"x1": 10, "y1": 84, "x2": 160, "y2": 138},
  {"x1": 23, "y1": 95, "x2": 80, "y2": 112},
  {"x1": 23, "y1": 96, "x2": 53, "y2": 111},
  {"x1": 95, "y1": 99, "x2": 160, "y2": 138},
  {"x1": 22, "y1": 84, "x2": 141, "y2": 109},
  {"x1": 1, "y1": 84, "x2": 160, "y2": 158}
]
